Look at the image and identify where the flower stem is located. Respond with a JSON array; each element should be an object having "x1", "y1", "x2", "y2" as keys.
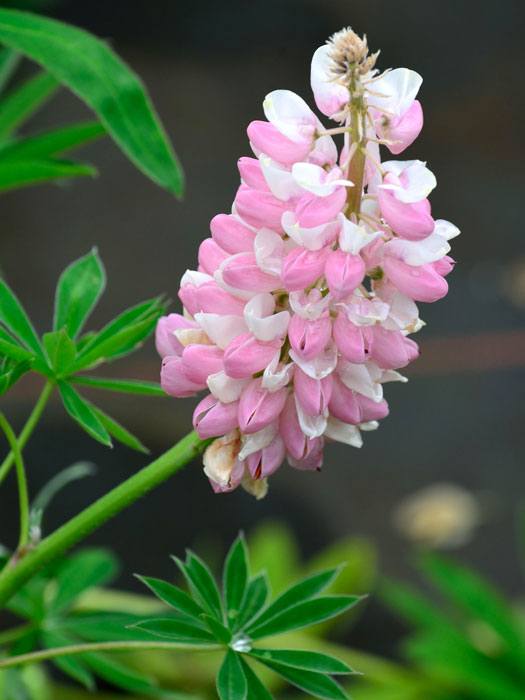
[
  {"x1": 345, "y1": 104, "x2": 366, "y2": 216},
  {"x1": 0, "y1": 413, "x2": 30, "y2": 551},
  {"x1": 0, "y1": 380, "x2": 54, "y2": 486},
  {"x1": 0, "y1": 640, "x2": 221, "y2": 669},
  {"x1": 0, "y1": 430, "x2": 208, "y2": 609}
]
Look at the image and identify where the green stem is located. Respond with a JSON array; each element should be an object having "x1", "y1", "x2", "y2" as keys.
[
  {"x1": 0, "y1": 380, "x2": 53, "y2": 486},
  {"x1": 345, "y1": 106, "x2": 366, "y2": 216},
  {"x1": 0, "y1": 430, "x2": 208, "y2": 609},
  {"x1": 0, "y1": 640, "x2": 221, "y2": 668},
  {"x1": 0, "y1": 413, "x2": 29, "y2": 551}
]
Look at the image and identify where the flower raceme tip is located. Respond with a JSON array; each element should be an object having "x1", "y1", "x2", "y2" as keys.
[{"x1": 156, "y1": 27, "x2": 460, "y2": 497}]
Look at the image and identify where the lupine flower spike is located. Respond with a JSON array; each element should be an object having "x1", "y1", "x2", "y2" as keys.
[{"x1": 157, "y1": 27, "x2": 460, "y2": 497}]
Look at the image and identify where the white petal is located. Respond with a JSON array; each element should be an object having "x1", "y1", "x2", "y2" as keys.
[
  {"x1": 263, "y1": 89, "x2": 318, "y2": 143},
  {"x1": 292, "y1": 162, "x2": 352, "y2": 197},
  {"x1": 282, "y1": 211, "x2": 337, "y2": 251},
  {"x1": 381, "y1": 369, "x2": 408, "y2": 383},
  {"x1": 262, "y1": 352, "x2": 294, "y2": 392},
  {"x1": 309, "y1": 133, "x2": 338, "y2": 166},
  {"x1": 244, "y1": 293, "x2": 290, "y2": 341},
  {"x1": 289, "y1": 289, "x2": 331, "y2": 320},
  {"x1": 207, "y1": 371, "x2": 248, "y2": 403},
  {"x1": 324, "y1": 417, "x2": 363, "y2": 447},
  {"x1": 360, "y1": 420, "x2": 379, "y2": 431},
  {"x1": 259, "y1": 153, "x2": 302, "y2": 201},
  {"x1": 381, "y1": 160, "x2": 436, "y2": 203},
  {"x1": 343, "y1": 296, "x2": 390, "y2": 326},
  {"x1": 338, "y1": 214, "x2": 382, "y2": 254},
  {"x1": 290, "y1": 343, "x2": 338, "y2": 380},
  {"x1": 382, "y1": 290, "x2": 421, "y2": 332},
  {"x1": 180, "y1": 270, "x2": 212, "y2": 287},
  {"x1": 295, "y1": 395, "x2": 327, "y2": 438},
  {"x1": 238, "y1": 423, "x2": 278, "y2": 461},
  {"x1": 433, "y1": 218, "x2": 460, "y2": 240},
  {"x1": 368, "y1": 68, "x2": 422, "y2": 117},
  {"x1": 194, "y1": 313, "x2": 246, "y2": 349},
  {"x1": 338, "y1": 361, "x2": 384, "y2": 402},
  {"x1": 254, "y1": 228, "x2": 284, "y2": 276},
  {"x1": 385, "y1": 234, "x2": 450, "y2": 266},
  {"x1": 310, "y1": 45, "x2": 349, "y2": 118}
]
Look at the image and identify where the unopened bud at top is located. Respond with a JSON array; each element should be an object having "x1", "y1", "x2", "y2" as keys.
[{"x1": 327, "y1": 27, "x2": 378, "y2": 81}]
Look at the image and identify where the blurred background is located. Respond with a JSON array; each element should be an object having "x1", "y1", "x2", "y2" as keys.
[{"x1": 1, "y1": 0, "x2": 524, "y2": 666}]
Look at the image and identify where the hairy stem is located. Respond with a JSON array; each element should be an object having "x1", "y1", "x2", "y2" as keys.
[
  {"x1": 0, "y1": 413, "x2": 30, "y2": 551},
  {"x1": 345, "y1": 102, "x2": 366, "y2": 216},
  {"x1": 0, "y1": 380, "x2": 53, "y2": 486},
  {"x1": 0, "y1": 640, "x2": 221, "y2": 668},
  {"x1": 0, "y1": 430, "x2": 208, "y2": 609}
]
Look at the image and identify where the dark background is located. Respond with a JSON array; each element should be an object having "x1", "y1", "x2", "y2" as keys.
[{"x1": 1, "y1": 0, "x2": 524, "y2": 657}]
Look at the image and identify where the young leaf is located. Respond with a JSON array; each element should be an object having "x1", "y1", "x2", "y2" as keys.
[
  {"x1": 173, "y1": 553, "x2": 223, "y2": 622},
  {"x1": 90, "y1": 405, "x2": 149, "y2": 454},
  {"x1": 217, "y1": 650, "x2": 247, "y2": 700},
  {"x1": 0, "y1": 277, "x2": 42, "y2": 356},
  {"x1": 0, "y1": 158, "x2": 95, "y2": 191},
  {"x1": 43, "y1": 329, "x2": 76, "y2": 374},
  {"x1": 57, "y1": 381, "x2": 112, "y2": 447},
  {"x1": 234, "y1": 573, "x2": 269, "y2": 632},
  {"x1": 248, "y1": 595, "x2": 361, "y2": 640},
  {"x1": 0, "y1": 8, "x2": 184, "y2": 196},
  {"x1": 50, "y1": 548, "x2": 119, "y2": 613},
  {"x1": 0, "y1": 358, "x2": 30, "y2": 396},
  {"x1": 247, "y1": 568, "x2": 339, "y2": 632},
  {"x1": 131, "y1": 617, "x2": 215, "y2": 644},
  {"x1": 255, "y1": 658, "x2": 348, "y2": 700},
  {"x1": 41, "y1": 630, "x2": 95, "y2": 690},
  {"x1": 136, "y1": 575, "x2": 205, "y2": 620},
  {"x1": 71, "y1": 375, "x2": 165, "y2": 397},
  {"x1": 239, "y1": 658, "x2": 274, "y2": 700},
  {"x1": 0, "y1": 329, "x2": 34, "y2": 362},
  {"x1": 53, "y1": 249, "x2": 106, "y2": 339},
  {"x1": 224, "y1": 534, "x2": 249, "y2": 627},
  {"x1": 0, "y1": 71, "x2": 58, "y2": 141},
  {"x1": 0, "y1": 120, "x2": 105, "y2": 160},
  {"x1": 249, "y1": 649, "x2": 354, "y2": 675},
  {"x1": 201, "y1": 613, "x2": 232, "y2": 643}
]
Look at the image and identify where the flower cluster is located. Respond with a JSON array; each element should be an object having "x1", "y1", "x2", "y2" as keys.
[{"x1": 156, "y1": 27, "x2": 459, "y2": 498}]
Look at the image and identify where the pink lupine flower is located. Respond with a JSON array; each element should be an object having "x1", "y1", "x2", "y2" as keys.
[{"x1": 158, "y1": 27, "x2": 459, "y2": 497}]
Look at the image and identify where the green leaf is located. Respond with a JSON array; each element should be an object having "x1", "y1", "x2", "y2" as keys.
[
  {"x1": 248, "y1": 595, "x2": 361, "y2": 640},
  {"x1": 217, "y1": 650, "x2": 247, "y2": 700},
  {"x1": 71, "y1": 314, "x2": 159, "y2": 371},
  {"x1": 174, "y1": 552, "x2": 224, "y2": 621},
  {"x1": 0, "y1": 71, "x2": 58, "y2": 141},
  {"x1": 249, "y1": 649, "x2": 354, "y2": 675},
  {"x1": 43, "y1": 329, "x2": 76, "y2": 374},
  {"x1": 50, "y1": 548, "x2": 119, "y2": 613},
  {"x1": 136, "y1": 575, "x2": 205, "y2": 620},
  {"x1": 82, "y1": 652, "x2": 158, "y2": 696},
  {"x1": 0, "y1": 120, "x2": 105, "y2": 160},
  {"x1": 91, "y1": 405, "x2": 149, "y2": 454},
  {"x1": 234, "y1": 573, "x2": 269, "y2": 632},
  {"x1": 0, "y1": 277, "x2": 42, "y2": 356},
  {"x1": 255, "y1": 658, "x2": 348, "y2": 700},
  {"x1": 0, "y1": 158, "x2": 95, "y2": 191},
  {"x1": 239, "y1": 658, "x2": 274, "y2": 700},
  {"x1": 247, "y1": 568, "x2": 340, "y2": 632},
  {"x1": 57, "y1": 381, "x2": 112, "y2": 446},
  {"x1": 0, "y1": 8, "x2": 184, "y2": 196},
  {"x1": 53, "y1": 249, "x2": 106, "y2": 339},
  {"x1": 0, "y1": 328, "x2": 34, "y2": 362},
  {"x1": 199, "y1": 613, "x2": 231, "y2": 643},
  {"x1": 131, "y1": 617, "x2": 215, "y2": 644},
  {"x1": 0, "y1": 358, "x2": 30, "y2": 396},
  {"x1": 0, "y1": 47, "x2": 21, "y2": 96},
  {"x1": 418, "y1": 553, "x2": 525, "y2": 653},
  {"x1": 71, "y1": 375, "x2": 165, "y2": 397},
  {"x1": 224, "y1": 534, "x2": 249, "y2": 628},
  {"x1": 41, "y1": 630, "x2": 95, "y2": 690}
]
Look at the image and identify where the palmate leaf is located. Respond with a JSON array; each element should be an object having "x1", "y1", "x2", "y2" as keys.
[
  {"x1": 223, "y1": 534, "x2": 249, "y2": 627},
  {"x1": 0, "y1": 357, "x2": 30, "y2": 395},
  {"x1": 0, "y1": 158, "x2": 96, "y2": 191},
  {"x1": 50, "y1": 548, "x2": 118, "y2": 614},
  {"x1": 57, "y1": 381, "x2": 112, "y2": 447},
  {"x1": 234, "y1": 573, "x2": 269, "y2": 632},
  {"x1": 0, "y1": 70, "x2": 58, "y2": 141},
  {"x1": 53, "y1": 248, "x2": 106, "y2": 339},
  {"x1": 136, "y1": 575, "x2": 205, "y2": 620},
  {"x1": 249, "y1": 649, "x2": 354, "y2": 675},
  {"x1": 79, "y1": 651, "x2": 160, "y2": 696},
  {"x1": 0, "y1": 327, "x2": 34, "y2": 362},
  {"x1": 131, "y1": 617, "x2": 215, "y2": 645},
  {"x1": 253, "y1": 657, "x2": 348, "y2": 700},
  {"x1": 217, "y1": 649, "x2": 247, "y2": 700},
  {"x1": 0, "y1": 47, "x2": 21, "y2": 95},
  {"x1": 90, "y1": 404, "x2": 149, "y2": 454},
  {"x1": 42, "y1": 329, "x2": 76, "y2": 374},
  {"x1": 0, "y1": 120, "x2": 105, "y2": 160},
  {"x1": 71, "y1": 375, "x2": 165, "y2": 397},
  {"x1": 0, "y1": 8, "x2": 184, "y2": 196},
  {"x1": 239, "y1": 658, "x2": 274, "y2": 700},
  {"x1": 41, "y1": 629, "x2": 95, "y2": 690}
]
